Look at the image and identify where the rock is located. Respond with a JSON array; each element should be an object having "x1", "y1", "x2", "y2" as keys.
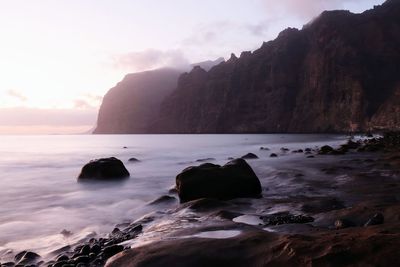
[
  {"x1": 78, "y1": 157, "x2": 130, "y2": 180},
  {"x1": 281, "y1": 148, "x2": 290, "y2": 152},
  {"x1": 334, "y1": 219, "x2": 356, "y2": 229},
  {"x1": 241, "y1": 153, "x2": 259, "y2": 159},
  {"x1": 14, "y1": 251, "x2": 40, "y2": 265},
  {"x1": 176, "y1": 159, "x2": 262, "y2": 202},
  {"x1": 103, "y1": 245, "x2": 124, "y2": 260},
  {"x1": 91, "y1": 244, "x2": 102, "y2": 255},
  {"x1": 307, "y1": 155, "x2": 315, "y2": 158},
  {"x1": 319, "y1": 145, "x2": 334, "y2": 154},
  {"x1": 181, "y1": 198, "x2": 231, "y2": 212},
  {"x1": 74, "y1": 255, "x2": 90, "y2": 264},
  {"x1": 270, "y1": 153, "x2": 278, "y2": 158},
  {"x1": 149, "y1": 195, "x2": 176, "y2": 205},
  {"x1": 79, "y1": 244, "x2": 91, "y2": 255},
  {"x1": 260, "y1": 147, "x2": 270, "y2": 151},
  {"x1": 364, "y1": 213, "x2": 384, "y2": 226},
  {"x1": 56, "y1": 255, "x2": 69, "y2": 262},
  {"x1": 60, "y1": 229, "x2": 72, "y2": 237},
  {"x1": 305, "y1": 148, "x2": 312, "y2": 152},
  {"x1": 128, "y1": 157, "x2": 140, "y2": 162},
  {"x1": 261, "y1": 212, "x2": 314, "y2": 226},
  {"x1": 196, "y1": 158, "x2": 216, "y2": 162},
  {"x1": 292, "y1": 149, "x2": 304, "y2": 153},
  {"x1": 301, "y1": 198, "x2": 345, "y2": 213}
]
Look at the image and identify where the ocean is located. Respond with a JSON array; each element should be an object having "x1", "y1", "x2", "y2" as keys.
[{"x1": 0, "y1": 134, "x2": 347, "y2": 260}]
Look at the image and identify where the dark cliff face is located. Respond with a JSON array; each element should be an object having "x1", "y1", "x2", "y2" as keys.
[
  {"x1": 150, "y1": 0, "x2": 400, "y2": 133},
  {"x1": 94, "y1": 68, "x2": 181, "y2": 134}
]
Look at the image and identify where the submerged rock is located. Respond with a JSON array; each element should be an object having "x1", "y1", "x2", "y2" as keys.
[
  {"x1": 78, "y1": 157, "x2": 130, "y2": 180},
  {"x1": 176, "y1": 159, "x2": 262, "y2": 202},
  {"x1": 196, "y1": 158, "x2": 216, "y2": 162},
  {"x1": 241, "y1": 153, "x2": 259, "y2": 159},
  {"x1": 270, "y1": 153, "x2": 278, "y2": 158},
  {"x1": 128, "y1": 157, "x2": 140, "y2": 162},
  {"x1": 319, "y1": 145, "x2": 334, "y2": 154}
]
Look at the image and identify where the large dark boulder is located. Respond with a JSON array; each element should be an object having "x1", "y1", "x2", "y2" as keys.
[
  {"x1": 78, "y1": 157, "x2": 130, "y2": 180},
  {"x1": 175, "y1": 159, "x2": 262, "y2": 202}
]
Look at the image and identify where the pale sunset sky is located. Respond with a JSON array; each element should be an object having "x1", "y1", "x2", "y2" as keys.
[{"x1": 0, "y1": 0, "x2": 384, "y2": 134}]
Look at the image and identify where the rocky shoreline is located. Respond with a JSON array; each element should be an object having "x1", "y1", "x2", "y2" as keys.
[{"x1": 2, "y1": 133, "x2": 400, "y2": 267}]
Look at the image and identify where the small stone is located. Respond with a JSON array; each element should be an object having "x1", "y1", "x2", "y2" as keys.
[
  {"x1": 74, "y1": 255, "x2": 90, "y2": 264},
  {"x1": 56, "y1": 255, "x2": 69, "y2": 262},
  {"x1": 270, "y1": 153, "x2": 278, "y2": 158},
  {"x1": 90, "y1": 244, "x2": 101, "y2": 255},
  {"x1": 79, "y1": 245, "x2": 91, "y2": 255}
]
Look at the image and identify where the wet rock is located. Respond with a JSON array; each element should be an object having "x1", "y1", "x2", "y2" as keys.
[
  {"x1": 364, "y1": 213, "x2": 384, "y2": 226},
  {"x1": 74, "y1": 255, "x2": 90, "y2": 264},
  {"x1": 56, "y1": 255, "x2": 69, "y2": 262},
  {"x1": 1, "y1": 262, "x2": 15, "y2": 267},
  {"x1": 241, "y1": 153, "x2": 258, "y2": 159},
  {"x1": 149, "y1": 195, "x2": 176, "y2": 205},
  {"x1": 53, "y1": 260, "x2": 68, "y2": 267},
  {"x1": 103, "y1": 245, "x2": 124, "y2": 260},
  {"x1": 270, "y1": 153, "x2": 278, "y2": 158},
  {"x1": 307, "y1": 155, "x2": 315, "y2": 158},
  {"x1": 260, "y1": 212, "x2": 314, "y2": 226},
  {"x1": 292, "y1": 149, "x2": 304, "y2": 153},
  {"x1": 260, "y1": 147, "x2": 270, "y2": 151},
  {"x1": 319, "y1": 145, "x2": 334, "y2": 154},
  {"x1": 281, "y1": 147, "x2": 290, "y2": 152},
  {"x1": 128, "y1": 157, "x2": 140, "y2": 162},
  {"x1": 14, "y1": 251, "x2": 40, "y2": 265},
  {"x1": 196, "y1": 158, "x2": 216, "y2": 162},
  {"x1": 301, "y1": 198, "x2": 345, "y2": 213},
  {"x1": 182, "y1": 198, "x2": 231, "y2": 212},
  {"x1": 305, "y1": 148, "x2": 312, "y2": 152},
  {"x1": 79, "y1": 245, "x2": 91, "y2": 255},
  {"x1": 78, "y1": 157, "x2": 130, "y2": 180},
  {"x1": 334, "y1": 219, "x2": 356, "y2": 229},
  {"x1": 91, "y1": 244, "x2": 102, "y2": 255},
  {"x1": 60, "y1": 229, "x2": 72, "y2": 237},
  {"x1": 176, "y1": 159, "x2": 262, "y2": 202}
]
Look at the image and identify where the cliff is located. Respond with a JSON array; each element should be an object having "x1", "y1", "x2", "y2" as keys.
[
  {"x1": 151, "y1": 0, "x2": 400, "y2": 133},
  {"x1": 96, "y1": 0, "x2": 400, "y2": 134},
  {"x1": 93, "y1": 68, "x2": 181, "y2": 134}
]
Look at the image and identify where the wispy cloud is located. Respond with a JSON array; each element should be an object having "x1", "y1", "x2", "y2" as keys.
[
  {"x1": 261, "y1": 0, "x2": 365, "y2": 20},
  {"x1": 113, "y1": 49, "x2": 189, "y2": 71}
]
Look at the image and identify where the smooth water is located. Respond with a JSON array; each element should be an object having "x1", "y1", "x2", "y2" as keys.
[{"x1": 0, "y1": 134, "x2": 346, "y2": 257}]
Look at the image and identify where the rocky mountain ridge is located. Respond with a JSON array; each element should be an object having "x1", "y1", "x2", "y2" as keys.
[{"x1": 95, "y1": 0, "x2": 400, "y2": 134}]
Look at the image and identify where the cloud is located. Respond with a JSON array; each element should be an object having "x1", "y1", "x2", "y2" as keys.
[
  {"x1": 261, "y1": 0, "x2": 364, "y2": 20},
  {"x1": 7, "y1": 89, "x2": 28, "y2": 102},
  {"x1": 73, "y1": 94, "x2": 103, "y2": 110},
  {"x1": 182, "y1": 21, "x2": 233, "y2": 46},
  {"x1": 113, "y1": 49, "x2": 190, "y2": 71}
]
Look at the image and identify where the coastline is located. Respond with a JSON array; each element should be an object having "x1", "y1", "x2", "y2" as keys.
[{"x1": 2, "y1": 134, "x2": 400, "y2": 266}]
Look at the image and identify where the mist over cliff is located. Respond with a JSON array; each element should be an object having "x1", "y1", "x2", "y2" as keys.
[{"x1": 95, "y1": 0, "x2": 400, "y2": 134}]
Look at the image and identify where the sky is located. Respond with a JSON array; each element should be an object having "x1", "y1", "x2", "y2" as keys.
[{"x1": 0, "y1": 0, "x2": 385, "y2": 134}]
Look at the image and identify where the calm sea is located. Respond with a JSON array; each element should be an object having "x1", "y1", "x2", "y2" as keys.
[{"x1": 0, "y1": 134, "x2": 346, "y2": 258}]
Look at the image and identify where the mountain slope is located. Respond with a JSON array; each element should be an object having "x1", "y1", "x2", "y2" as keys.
[
  {"x1": 93, "y1": 68, "x2": 181, "y2": 134},
  {"x1": 150, "y1": 0, "x2": 400, "y2": 133}
]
